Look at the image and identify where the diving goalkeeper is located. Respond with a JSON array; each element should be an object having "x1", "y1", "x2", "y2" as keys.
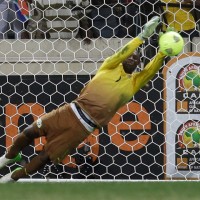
[{"x1": 0, "y1": 16, "x2": 166, "y2": 182}]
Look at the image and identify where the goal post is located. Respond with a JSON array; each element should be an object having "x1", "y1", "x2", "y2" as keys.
[{"x1": 0, "y1": 0, "x2": 200, "y2": 181}]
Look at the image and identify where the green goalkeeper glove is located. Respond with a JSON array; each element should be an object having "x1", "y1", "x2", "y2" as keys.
[
  {"x1": 158, "y1": 26, "x2": 176, "y2": 38},
  {"x1": 138, "y1": 16, "x2": 160, "y2": 40}
]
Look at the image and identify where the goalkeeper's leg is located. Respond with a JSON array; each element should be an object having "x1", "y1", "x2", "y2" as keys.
[
  {"x1": 0, "y1": 150, "x2": 50, "y2": 183},
  {"x1": 0, "y1": 125, "x2": 40, "y2": 169},
  {"x1": 138, "y1": 16, "x2": 160, "y2": 40}
]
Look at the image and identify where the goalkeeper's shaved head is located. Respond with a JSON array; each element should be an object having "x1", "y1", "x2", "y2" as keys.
[{"x1": 122, "y1": 53, "x2": 140, "y2": 74}]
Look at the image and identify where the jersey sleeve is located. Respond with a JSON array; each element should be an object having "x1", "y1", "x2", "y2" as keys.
[
  {"x1": 97, "y1": 37, "x2": 143, "y2": 73},
  {"x1": 132, "y1": 51, "x2": 166, "y2": 94}
]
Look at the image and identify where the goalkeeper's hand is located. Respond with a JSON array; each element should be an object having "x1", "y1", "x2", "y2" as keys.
[
  {"x1": 158, "y1": 26, "x2": 176, "y2": 38},
  {"x1": 138, "y1": 16, "x2": 160, "y2": 40}
]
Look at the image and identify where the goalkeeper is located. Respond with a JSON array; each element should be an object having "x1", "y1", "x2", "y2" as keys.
[{"x1": 0, "y1": 16, "x2": 166, "y2": 182}]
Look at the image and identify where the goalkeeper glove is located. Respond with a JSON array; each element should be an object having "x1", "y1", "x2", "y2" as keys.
[
  {"x1": 159, "y1": 26, "x2": 176, "y2": 38},
  {"x1": 138, "y1": 16, "x2": 160, "y2": 40}
]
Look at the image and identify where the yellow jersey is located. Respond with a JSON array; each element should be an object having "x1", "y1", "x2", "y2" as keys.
[{"x1": 75, "y1": 37, "x2": 165, "y2": 127}]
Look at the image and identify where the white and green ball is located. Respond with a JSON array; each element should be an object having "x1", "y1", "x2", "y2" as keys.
[{"x1": 159, "y1": 31, "x2": 184, "y2": 56}]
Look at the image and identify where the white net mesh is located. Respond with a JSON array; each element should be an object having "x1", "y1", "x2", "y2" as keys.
[{"x1": 0, "y1": 0, "x2": 200, "y2": 181}]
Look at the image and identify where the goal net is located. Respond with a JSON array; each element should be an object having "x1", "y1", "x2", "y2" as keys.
[{"x1": 0, "y1": 0, "x2": 200, "y2": 181}]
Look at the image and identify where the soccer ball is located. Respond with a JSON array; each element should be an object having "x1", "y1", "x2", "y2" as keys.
[{"x1": 159, "y1": 31, "x2": 184, "y2": 56}]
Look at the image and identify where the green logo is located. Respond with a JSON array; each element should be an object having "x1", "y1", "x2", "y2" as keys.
[{"x1": 183, "y1": 70, "x2": 200, "y2": 91}]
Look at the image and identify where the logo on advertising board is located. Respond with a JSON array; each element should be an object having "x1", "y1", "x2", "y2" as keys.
[
  {"x1": 163, "y1": 52, "x2": 200, "y2": 179},
  {"x1": 176, "y1": 120, "x2": 200, "y2": 170},
  {"x1": 176, "y1": 63, "x2": 200, "y2": 113}
]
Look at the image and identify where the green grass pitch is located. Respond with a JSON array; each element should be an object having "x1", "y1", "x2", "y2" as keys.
[{"x1": 0, "y1": 181, "x2": 199, "y2": 200}]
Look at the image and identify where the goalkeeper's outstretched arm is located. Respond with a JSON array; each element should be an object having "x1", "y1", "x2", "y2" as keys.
[
  {"x1": 98, "y1": 16, "x2": 161, "y2": 72},
  {"x1": 132, "y1": 51, "x2": 166, "y2": 94}
]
